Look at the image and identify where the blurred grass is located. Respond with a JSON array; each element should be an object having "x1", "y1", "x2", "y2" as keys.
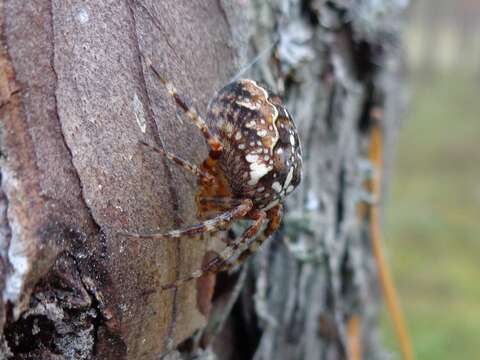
[{"x1": 381, "y1": 71, "x2": 480, "y2": 359}]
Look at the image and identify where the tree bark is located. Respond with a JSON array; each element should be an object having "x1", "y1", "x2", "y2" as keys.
[{"x1": 0, "y1": 1, "x2": 408, "y2": 359}]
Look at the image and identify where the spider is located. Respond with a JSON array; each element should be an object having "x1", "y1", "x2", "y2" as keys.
[{"x1": 123, "y1": 56, "x2": 302, "y2": 290}]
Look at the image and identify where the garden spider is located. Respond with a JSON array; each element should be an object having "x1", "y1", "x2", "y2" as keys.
[{"x1": 123, "y1": 56, "x2": 302, "y2": 289}]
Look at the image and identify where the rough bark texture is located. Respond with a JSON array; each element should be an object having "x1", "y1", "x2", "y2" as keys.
[{"x1": 0, "y1": 0, "x2": 407, "y2": 359}]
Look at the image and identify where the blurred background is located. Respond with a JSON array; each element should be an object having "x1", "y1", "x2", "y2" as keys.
[{"x1": 382, "y1": 0, "x2": 480, "y2": 359}]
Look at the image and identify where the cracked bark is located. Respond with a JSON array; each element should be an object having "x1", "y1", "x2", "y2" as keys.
[{"x1": 0, "y1": 0, "x2": 407, "y2": 359}]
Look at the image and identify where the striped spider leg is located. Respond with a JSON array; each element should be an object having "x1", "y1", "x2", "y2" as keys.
[{"x1": 163, "y1": 204, "x2": 283, "y2": 290}]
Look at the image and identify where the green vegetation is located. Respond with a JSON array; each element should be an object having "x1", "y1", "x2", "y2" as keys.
[{"x1": 382, "y1": 72, "x2": 480, "y2": 359}]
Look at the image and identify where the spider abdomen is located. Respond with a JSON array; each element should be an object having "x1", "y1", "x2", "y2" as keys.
[{"x1": 206, "y1": 79, "x2": 302, "y2": 210}]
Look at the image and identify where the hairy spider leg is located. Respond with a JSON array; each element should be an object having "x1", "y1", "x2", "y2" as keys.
[
  {"x1": 207, "y1": 210, "x2": 267, "y2": 268},
  {"x1": 232, "y1": 204, "x2": 282, "y2": 267},
  {"x1": 119, "y1": 199, "x2": 253, "y2": 240},
  {"x1": 162, "y1": 210, "x2": 267, "y2": 290},
  {"x1": 143, "y1": 56, "x2": 223, "y2": 160},
  {"x1": 139, "y1": 140, "x2": 214, "y2": 183}
]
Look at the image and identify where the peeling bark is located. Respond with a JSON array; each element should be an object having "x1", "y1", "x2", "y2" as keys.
[{"x1": 0, "y1": 0, "x2": 407, "y2": 359}]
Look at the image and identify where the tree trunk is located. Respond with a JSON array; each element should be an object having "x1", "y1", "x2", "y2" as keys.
[{"x1": 0, "y1": 1, "x2": 408, "y2": 359}]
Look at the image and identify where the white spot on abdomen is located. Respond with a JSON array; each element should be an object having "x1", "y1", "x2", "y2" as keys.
[
  {"x1": 248, "y1": 162, "x2": 272, "y2": 185},
  {"x1": 245, "y1": 120, "x2": 256, "y2": 128},
  {"x1": 236, "y1": 99, "x2": 260, "y2": 110},
  {"x1": 257, "y1": 129, "x2": 267, "y2": 137},
  {"x1": 272, "y1": 181, "x2": 282, "y2": 193},
  {"x1": 283, "y1": 167, "x2": 294, "y2": 191}
]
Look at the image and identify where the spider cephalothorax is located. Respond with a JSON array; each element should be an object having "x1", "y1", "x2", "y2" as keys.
[{"x1": 124, "y1": 57, "x2": 302, "y2": 289}]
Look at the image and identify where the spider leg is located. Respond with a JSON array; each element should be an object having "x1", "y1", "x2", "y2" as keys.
[
  {"x1": 119, "y1": 199, "x2": 252, "y2": 240},
  {"x1": 143, "y1": 56, "x2": 223, "y2": 159},
  {"x1": 232, "y1": 204, "x2": 283, "y2": 267},
  {"x1": 139, "y1": 140, "x2": 214, "y2": 182},
  {"x1": 161, "y1": 210, "x2": 267, "y2": 290}
]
